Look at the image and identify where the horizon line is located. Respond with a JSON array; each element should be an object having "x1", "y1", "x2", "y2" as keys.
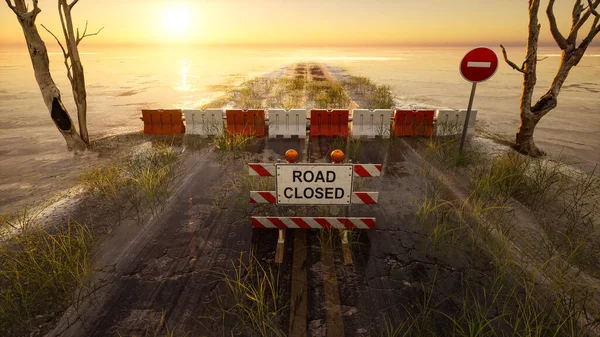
[{"x1": 2, "y1": 41, "x2": 597, "y2": 49}]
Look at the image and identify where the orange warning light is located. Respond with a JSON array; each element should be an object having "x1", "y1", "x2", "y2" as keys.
[
  {"x1": 285, "y1": 149, "x2": 299, "y2": 163},
  {"x1": 331, "y1": 149, "x2": 345, "y2": 163}
]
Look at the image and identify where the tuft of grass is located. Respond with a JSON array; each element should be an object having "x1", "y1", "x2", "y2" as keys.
[
  {"x1": 199, "y1": 251, "x2": 287, "y2": 337},
  {"x1": 343, "y1": 76, "x2": 395, "y2": 109},
  {"x1": 80, "y1": 143, "x2": 181, "y2": 223},
  {"x1": 212, "y1": 172, "x2": 275, "y2": 215},
  {"x1": 228, "y1": 77, "x2": 276, "y2": 109},
  {"x1": 211, "y1": 129, "x2": 254, "y2": 154},
  {"x1": 307, "y1": 81, "x2": 351, "y2": 109},
  {"x1": 0, "y1": 211, "x2": 94, "y2": 336}
]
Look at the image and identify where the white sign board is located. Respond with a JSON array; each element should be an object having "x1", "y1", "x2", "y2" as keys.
[{"x1": 276, "y1": 164, "x2": 353, "y2": 205}]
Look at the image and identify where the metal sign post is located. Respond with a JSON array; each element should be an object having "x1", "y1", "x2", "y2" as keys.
[
  {"x1": 458, "y1": 47, "x2": 499, "y2": 155},
  {"x1": 459, "y1": 82, "x2": 477, "y2": 154}
]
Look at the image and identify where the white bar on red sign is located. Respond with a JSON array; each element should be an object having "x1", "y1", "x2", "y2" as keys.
[
  {"x1": 353, "y1": 164, "x2": 382, "y2": 177},
  {"x1": 248, "y1": 163, "x2": 276, "y2": 176},
  {"x1": 251, "y1": 216, "x2": 376, "y2": 229},
  {"x1": 250, "y1": 191, "x2": 378, "y2": 204},
  {"x1": 467, "y1": 62, "x2": 492, "y2": 68}
]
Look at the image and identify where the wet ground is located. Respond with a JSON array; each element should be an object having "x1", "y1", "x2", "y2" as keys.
[{"x1": 45, "y1": 133, "x2": 499, "y2": 337}]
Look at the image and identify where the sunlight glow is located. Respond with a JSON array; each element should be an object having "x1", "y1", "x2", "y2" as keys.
[{"x1": 163, "y1": 7, "x2": 190, "y2": 36}]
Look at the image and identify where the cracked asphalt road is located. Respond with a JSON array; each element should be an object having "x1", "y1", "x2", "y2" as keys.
[{"x1": 47, "y1": 124, "x2": 496, "y2": 336}]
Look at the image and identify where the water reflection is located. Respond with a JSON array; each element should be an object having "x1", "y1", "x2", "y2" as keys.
[{"x1": 175, "y1": 59, "x2": 194, "y2": 91}]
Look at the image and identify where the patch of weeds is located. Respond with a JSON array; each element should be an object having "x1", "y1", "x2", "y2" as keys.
[
  {"x1": 228, "y1": 77, "x2": 276, "y2": 109},
  {"x1": 211, "y1": 172, "x2": 275, "y2": 216},
  {"x1": 307, "y1": 81, "x2": 351, "y2": 109},
  {"x1": 80, "y1": 143, "x2": 181, "y2": 223},
  {"x1": 343, "y1": 76, "x2": 395, "y2": 109},
  {"x1": 211, "y1": 129, "x2": 254, "y2": 154},
  {"x1": 327, "y1": 136, "x2": 348, "y2": 158},
  {"x1": 376, "y1": 312, "x2": 409, "y2": 337},
  {"x1": 0, "y1": 211, "x2": 94, "y2": 336},
  {"x1": 199, "y1": 251, "x2": 287, "y2": 337},
  {"x1": 268, "y1": 77, "x2": 307, "y2": 109},
  {"x1": 422, "y1": 135, "x2": 481, "y2": 169}
]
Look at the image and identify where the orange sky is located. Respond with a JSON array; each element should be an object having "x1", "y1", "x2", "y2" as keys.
[{"x1": 0, "y1": 0, "x2": 597, "y2": 48}]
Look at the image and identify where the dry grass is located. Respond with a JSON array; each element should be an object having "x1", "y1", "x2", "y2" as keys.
[
  {"x1": 0, "y1": 209, "x2": 94, "y2": 336},
  {"x1": 79, "y1": 143, "x2": 181, "y2": 223},
  {"x1": 343, "y1": 75, "x2": 395, "y2": 109},
  {"x1": 409, "y1": 136, "x2": 600, "y2": 337},
  {"x1": 198, "y1": 252, "x2": 287, "y2": 337}
]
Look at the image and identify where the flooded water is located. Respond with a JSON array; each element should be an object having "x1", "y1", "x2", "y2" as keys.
[{"x1": 0, "y1": 45, "x2": 598, "y2": 207}]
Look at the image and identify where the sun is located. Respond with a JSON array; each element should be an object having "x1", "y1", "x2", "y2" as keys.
[{"x1": 163, "y1": 7, "x2": 190, "y2": 35}]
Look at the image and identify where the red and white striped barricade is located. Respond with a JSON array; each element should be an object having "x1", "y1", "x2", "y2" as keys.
[{"x1": 248, "y1": 149, "x2": 381, "y2": 263}]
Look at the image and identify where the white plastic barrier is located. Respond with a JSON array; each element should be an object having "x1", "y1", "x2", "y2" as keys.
[
  {"x1": 268, "y1": 109, "x2": 307, "y2": 138},
  {"x1": 435, "y1": 109, "x2": 463, "y2": 136},
  {"x1": 458, "y1": 109, "x2": 478, "y2": 135},
  {"x1": 184, "y1": 109, "x2": 224, "y2": 136},
  {"x1": 351, "y1": 109, "x2": 392, "y2": 138}
]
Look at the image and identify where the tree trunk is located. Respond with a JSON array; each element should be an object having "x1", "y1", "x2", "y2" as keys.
[
  {"x1": 512, "y1": 0, "x2": 600, "y2": 156},
  {"x1": 515, "y1": 107, "x2": 544, "y2": 156},
  {"x1": 59, "y1": 0, "x2": 89, "y2": 145},
  {"x1": 9, "y1": 1, "x2": 86, "y2": 153}
]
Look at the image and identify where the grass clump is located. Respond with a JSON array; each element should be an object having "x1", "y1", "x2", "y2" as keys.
[
  {"x1": 212, "y1": 172, "x2": 275, "y2": 215},
  {"x1": 268, "y1": 76, "x2": 306, "y2": 109},
  {"x1": 307, "y1": 81, "x2": 351, "y2": 109},
  {"x1": 227, "y1": 77, "x2": 275, "y2": 109},
  {"x1": 199, "y1": 252, "x2": 287, "y2": 337},
  {"x1": 211, "y1": 129, "x2": 255, "y2": 154},
  {"x1": 343, "y1": 76, "x2": 395, "y2": 109},
  {"x1": 80, "y1": 143, "x2": 181, "y2": 223},
  {"x1": 0, "y1": 209, "x2": 94, "y2": 336},
  {"x1": 413, "y1": 140, "x2": 600, "y2": 336}
]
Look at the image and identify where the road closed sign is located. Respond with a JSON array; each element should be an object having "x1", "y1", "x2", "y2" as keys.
[{"x1": 276, "y1": 164, "x2": 353, "y2": 205}]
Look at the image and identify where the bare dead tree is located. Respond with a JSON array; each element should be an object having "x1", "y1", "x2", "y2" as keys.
[
  {"x1": 501, "y1": 0, "x2": 600, "y2": 156},
  {"x1": 4, "y1": 0, "x2": 87, "y2": 153},
  {"x1": 41, "y1": 0, "x2": 103, "y2": 145}
]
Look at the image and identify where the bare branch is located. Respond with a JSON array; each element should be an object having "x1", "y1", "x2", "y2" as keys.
[
  {"x1": 578, "y1": 4, "x2": 600, "y2": 49},
  {"x1": 537, "y1": 57, "x2": 548, "y2": 62},
  {"x1": 569, "y1": 0, "x2": 600, "y2": 43},
  {"x1": 69, "y1": 0, "x2": 79, "y2": 9},
  {"x1": 58, "y1": 1, "x2": 70, "y2": 48},
  {"x1": 82, "y1": 20, "x2": 88, "y2": 38},
  {"x1": 500, "y1": 45, "x2": 526, "y2": 73},
  {"x1": 4, "y1": 0, "x2": 19, "y2": 15},
  {"x1": 77, "y1": 25, "x2": 104, "y2": 45},
  {"x1": 40, "y1": 24, "x2": 68, "y2": 59},
  {"x1": 589, "y1": 0, "x2": 599, "y2": 16},
  {"x1": 547, "y1": 0, "x2": 567, "y2": 49}
]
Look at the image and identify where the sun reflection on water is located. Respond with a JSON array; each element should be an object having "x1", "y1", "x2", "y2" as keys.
[{"x1": 175, "y1": 59, "x2": 194, "y2": 91}]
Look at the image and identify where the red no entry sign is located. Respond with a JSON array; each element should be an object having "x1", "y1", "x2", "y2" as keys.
[{"x1": 460, "y1": 47, "x2": 498, "y2": 83}]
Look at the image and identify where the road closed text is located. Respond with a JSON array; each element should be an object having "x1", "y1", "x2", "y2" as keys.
[{"x1": 276, "y1": 164, "x2": 353, "y2": 205}]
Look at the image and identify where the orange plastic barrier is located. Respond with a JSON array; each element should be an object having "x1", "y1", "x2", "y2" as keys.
[
  {"x1": 392, "y1": 109, "x2": 434, "y2": 138},
  {"x1": 309, "y1": 109, "x2": 349, "y2": 137},
  {"x1": 141, "y1": 109, "x2": 185, "y2": 135},
  {"x1": 415, "y1": 110, "x2": 435, "y2": 137},
  {"x1": 225, "y1": 109, "x2": 266, "y2": 137}
]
